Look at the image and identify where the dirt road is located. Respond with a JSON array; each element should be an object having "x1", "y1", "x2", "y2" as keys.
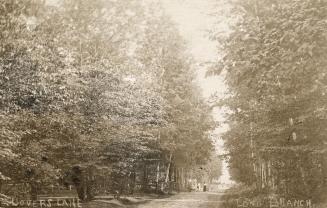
[{"x1": 133, "y1": 192, "x2": 224, "y2": 208}]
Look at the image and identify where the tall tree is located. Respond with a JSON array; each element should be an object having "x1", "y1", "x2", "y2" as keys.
[{"x1": 210, "y1": 0, "x2": 327, "y2": 201}]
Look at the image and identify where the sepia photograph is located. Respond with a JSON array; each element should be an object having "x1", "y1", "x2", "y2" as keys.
[{"x1": 0, "y1": 0, "x2": 326, "y2": 207}]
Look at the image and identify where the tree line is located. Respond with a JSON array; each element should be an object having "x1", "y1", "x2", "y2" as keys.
[
  {"x1": 0, "y1": 0, "x2": 216, "y2": 201},
  {"x1": 209, "y1": 0, "x2": 327, "y2": 205}
]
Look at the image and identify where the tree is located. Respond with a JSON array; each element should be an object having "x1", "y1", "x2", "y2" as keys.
[
  {"x1": 1, "y1": 0, "x2": 217, "y2": 200},
  {"x1": 137, "y1": 8, "x2": 216, "y2": 191},
  {"x1": 210, "y1": 0, "x2": 327, "y2": 201}
]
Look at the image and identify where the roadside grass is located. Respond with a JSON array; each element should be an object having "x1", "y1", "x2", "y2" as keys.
[{"x1": 220, "y1": 184, "x2": 327, "y2": 208}]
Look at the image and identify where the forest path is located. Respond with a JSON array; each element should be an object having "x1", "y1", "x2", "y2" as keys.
[{"x1": 132, "y1": 192, "x2": 224, "y2": 208}]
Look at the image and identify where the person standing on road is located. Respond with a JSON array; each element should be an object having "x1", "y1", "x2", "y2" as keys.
[{"x1": 203, "y1": 183, "x2": 207, "y2": 192}]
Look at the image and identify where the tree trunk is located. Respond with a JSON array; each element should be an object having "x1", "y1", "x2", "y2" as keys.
[
  {"x1": 74, "y1": 180, "x2": 86, "y2": 201},
  {"x1": 132, "y1": 171, "x2": 136, "y2": 194},
  {"x1": 184, "y1": 169, "x2": 188, "y2": 190},
  {"x1": 72, "y1": 166, "x2": 88, "y2": 201},
  {"x1": 180, "y1": 168, "x2": 184, "y2": 190},
  {"x1": 86, "y1": 181, "x2": 94, "y2": 201},
  {"x1": 156, "y1": 162, "x2": 160, "y2": 192},
  {"x1": 175, "y1": 168, "x2": 180, "y2": 191},
  {"x1": 300, "y1": 166, "x2": 309, "y2": 195},
  {"x1": 30, "y1": 182, "x2": 38, "y2": 201},
  {"x1": 267, "y1": 160, "x2": 272, "y2": 189},
  {"x1": 142, "y1": 163, "x2": 148, "y2": 192},
  {"x1": 261, "y1": 160, "x2": 267, "y2": 189},
  {"x1": 165, "y1": 153, "x2": 172, "y2": 183},
  {"x1": 168, "y1": 163, "x2": 173, "y2": 183},
  {"x1": 259, "y1": 160, "x2": 264, "y2": 189}
]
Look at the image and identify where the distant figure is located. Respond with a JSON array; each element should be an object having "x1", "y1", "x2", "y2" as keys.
[{"x1": 203, "y1": 183, "x2": 207, "y2": 192}]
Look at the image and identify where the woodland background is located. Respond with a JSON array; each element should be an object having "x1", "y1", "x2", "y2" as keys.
[{"x1": 0, "y1": 0, "x2": 220, "y2": 202}]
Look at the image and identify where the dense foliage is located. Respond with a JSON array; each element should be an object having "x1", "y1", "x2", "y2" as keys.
[
  {"x1": 210, "y1": 0, "x2": 327, "y2": 203},
  {"x1": 0, "y1": 0, "x2": 215, "y2": 201}
]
